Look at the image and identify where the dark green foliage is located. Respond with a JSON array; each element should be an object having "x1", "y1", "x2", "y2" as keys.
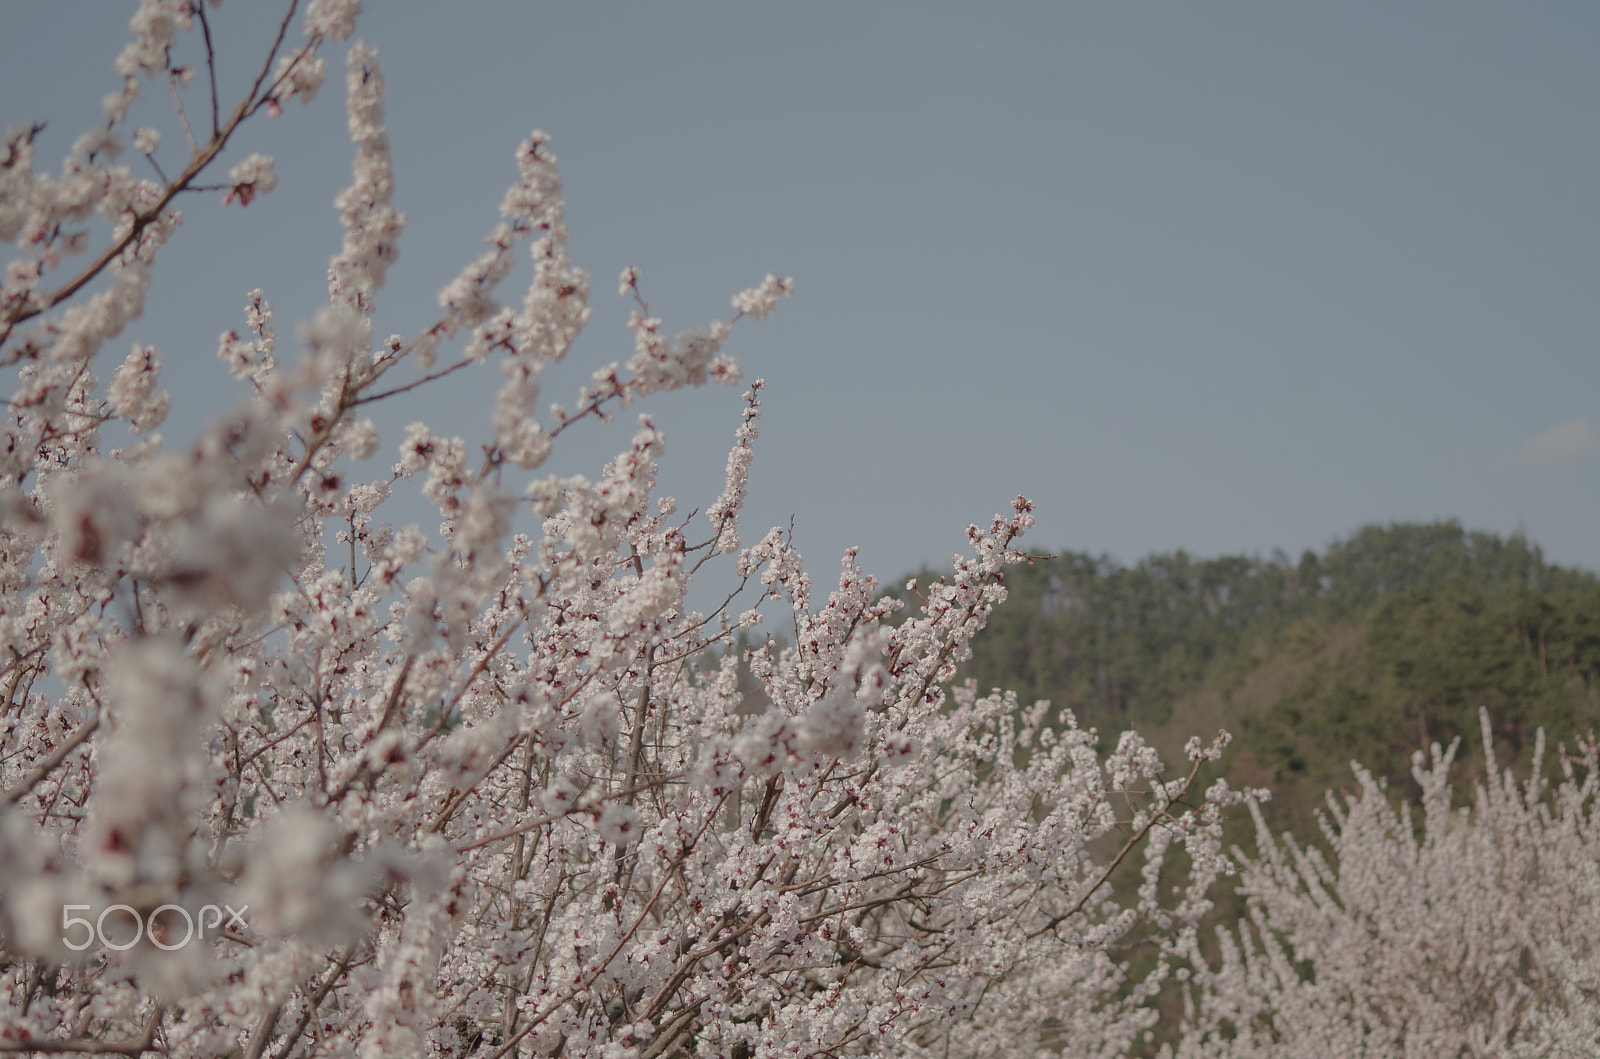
[
  {"x1": 1246, "y1": 575, "x2": 1600, "y2": 831},
  {"x1": 894, "y1": 520, "x2": 1600, "y2": 841},
  {"x1": 911, "y1": 548, "x2": 1302, "y2": 731}
]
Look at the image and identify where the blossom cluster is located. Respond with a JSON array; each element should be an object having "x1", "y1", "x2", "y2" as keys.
[{"x1": 0, "y1": 6, "x2": 1249, "y2": 1059}]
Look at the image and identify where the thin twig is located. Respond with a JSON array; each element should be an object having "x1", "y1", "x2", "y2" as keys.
[
  {"x1": 195, "y1": 1, "x2": 222, "y2": 137},
  {"x1": 345, "y1": 355, "x2": 475, "y2": 408}
]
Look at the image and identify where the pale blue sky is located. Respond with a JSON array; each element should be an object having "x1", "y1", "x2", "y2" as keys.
[{"x1": 4, "y1": 2, "x2": 1597, "y2": 582}]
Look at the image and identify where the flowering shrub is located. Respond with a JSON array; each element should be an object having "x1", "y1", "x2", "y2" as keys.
[
  {"x1": 1167, "y1": 710, "x2": 1600, "y2": 1059},
  {"x1": 0, "y1": 4, "x2": 1247, "y2": 1058}
]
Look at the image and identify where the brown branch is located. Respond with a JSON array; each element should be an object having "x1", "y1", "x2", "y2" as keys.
[
  {"x1": 1, "y1": 1, "x2": 306, "y2": 348},
  {"x1": 322, "y1": 653, "x2": 414, "y2": 805},
  {"x1": 345, "y1": 354, "x2": 474, "y2": 408},
  {"x1": 1029, "y1": 755, "x2": 1207, "y2": 940},
  {"x1": 241, "y1": 1005, "x2": 281, "y2": 1059},
  {"x1": 0, "y1": 1008, "x2": 163, "y2": 1055},
  {"x1": 1, "y1": 715, "x2": 98, "y2": 807},
  {"x1": 195, "y1": 2, "x2": 223, "y2": 137},
  {"x1": 428, "y1": 734, "x2": 528, "y2": 835},
  {"x1": 0, "y1": 1041, "x2": 152, "y2": 1056},
  {"x1": 268, "y1": 948, "x2": 355, "y2": 1059}
]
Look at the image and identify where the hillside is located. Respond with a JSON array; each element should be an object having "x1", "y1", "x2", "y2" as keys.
[{"x1": 891, "y1": 520, "x2": 1600, "y2": 839}]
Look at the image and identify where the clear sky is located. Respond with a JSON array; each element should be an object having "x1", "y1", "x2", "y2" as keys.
[{"x1": 4, "y1": 2, "x2": 1598, "y2": 584}]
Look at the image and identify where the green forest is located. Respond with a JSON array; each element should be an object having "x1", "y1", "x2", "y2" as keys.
[{"x1": 890, "y1": 520, "x2": 1600, "y2": 841}]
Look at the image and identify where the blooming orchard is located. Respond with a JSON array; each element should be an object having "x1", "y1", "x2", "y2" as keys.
[{"x1": 0, "y1": 4, "x2": 1249, "y2": 1058}]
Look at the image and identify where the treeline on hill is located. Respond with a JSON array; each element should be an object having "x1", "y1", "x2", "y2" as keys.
[{"x1": 892, "y1": 520, "x2": 1600, "y2": 838}]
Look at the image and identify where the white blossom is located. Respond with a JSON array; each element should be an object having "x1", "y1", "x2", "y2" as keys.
[
  {"x1": 305, "y1": 0, "x2": 361, "y2": 42},
  {"x1": 732, "y1": 272, "x2": 795, "y2": 320},
  {"x1": 327, "y1": 41, "x2": 402, "y2": 308},
  {"x1": 106, "y1": 343, "x2": 170, "y2": 431},
  {"x1": 0, "y1": 11, "x2": 1260, "y2": 1059},
  {"x1": 223, "y1": 152, "x2": 277, "y2": 206}
]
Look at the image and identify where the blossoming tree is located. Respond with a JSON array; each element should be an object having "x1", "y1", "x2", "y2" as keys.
[
  {"x1": 1166, "y1": 712, "x2": 1600, "y2": 1059},
  {"x1": 0, "y1": 3, "x2": 1247, "y2": 1057}
]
